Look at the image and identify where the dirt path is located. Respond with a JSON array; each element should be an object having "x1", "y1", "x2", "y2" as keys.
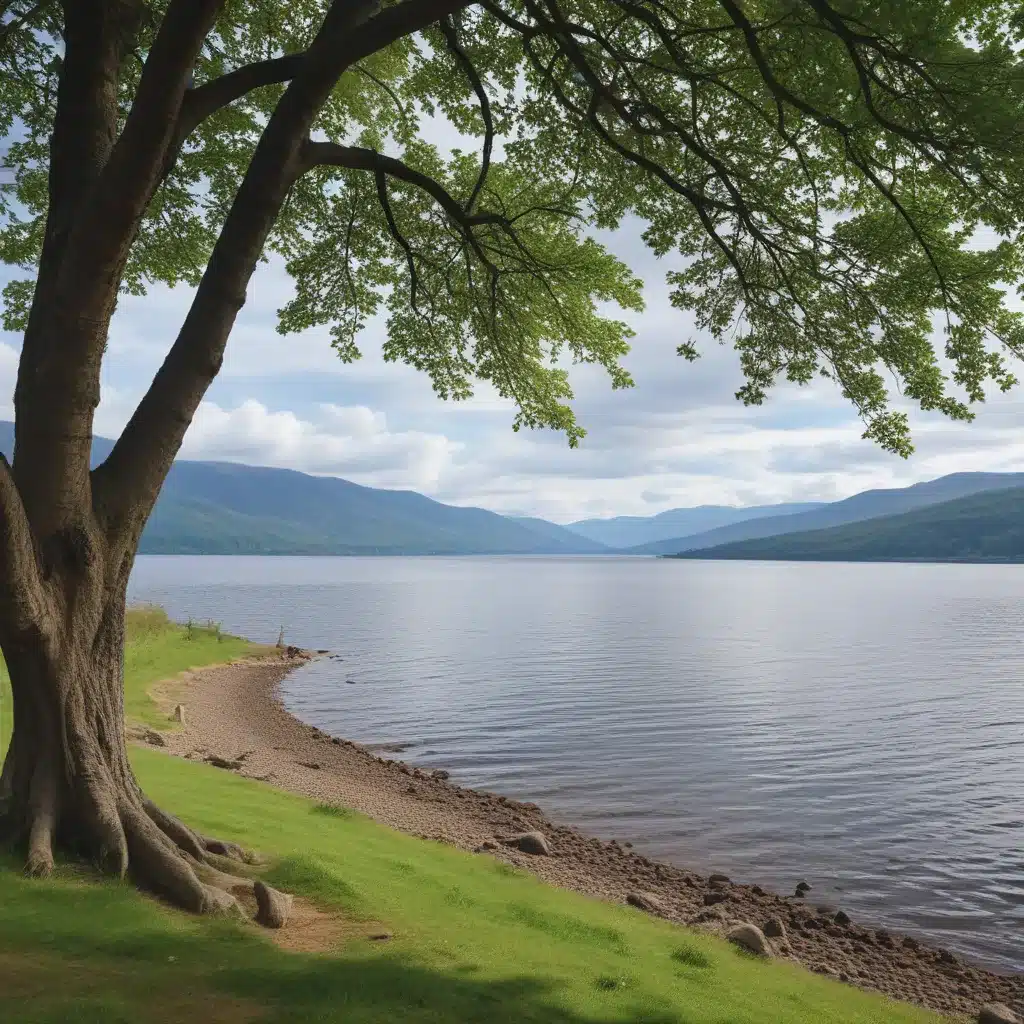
[{"x1": 143, "y1": 652, "x2": 1021, "y2": 1023}]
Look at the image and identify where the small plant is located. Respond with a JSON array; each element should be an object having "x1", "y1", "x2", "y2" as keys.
[
  {"x1": 595, "y1": 975, "x2": 630, "y2": 991},
  {"x1": 185, "y1": 617, "x2": 194, "y2": 641},
  {"x1": 312, "y1": 803, "x2": 355, "y2": 820},
  {"x1": 205, "y1": 619, "x2": 223, "y2": 642},
  {"x1": 671, "y1": 943, "x2": 713, "y2": 969}
]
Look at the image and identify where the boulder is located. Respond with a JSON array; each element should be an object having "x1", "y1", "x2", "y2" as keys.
[
  {"x1": 254, "y1": 881, "x2": 292, "y2": 929},
  {"x1": 708, "y1": 873, "x2": 730, "y2": 884},
  {"x1": 978, "y1": 1005, "x2": 1021, "y2": 1024},
  {"x1": 172, "y1": 704, "x2": 186, "y2": 725},
  {"x1": 763, "y1": 917, "x2": 787, "y2": 939},
  {"x1": 795, "y1": 881, "x2": 811, "y2": 896},
  {"x1": 626, "y1": 891, "x2": 667, "y2": 915},
  {"x1": 833, "y1": 910, "x2": 852, "y2": 926},
  {"x1": 703, "y1": 891, "x2": 728, "y2": 906},
  {"x1": 144, "y1": 729, "x2": 167, "y2": 747},
  {"x1": 727, "y1": 923, "x2": 772, "y2": 957},
  {"x1": 503, "y1": 831, "x2": 551, "y2": 856}
]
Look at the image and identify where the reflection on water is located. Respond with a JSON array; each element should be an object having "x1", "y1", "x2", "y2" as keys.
[{"x1": 129, "y1": 555, "x2": 1024, "y2": 972}]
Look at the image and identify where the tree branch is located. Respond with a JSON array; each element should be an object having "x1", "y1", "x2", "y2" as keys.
[
  {"x1": 178, "y1": 50, "x2": 309, "y2": 136},
  {"x1": 13, "y1": 0, "x2": 149, "y2": 534},
  {"x1": 439, "y1": 17, "x2": 493, "y2": 212},
  {"x1": 0, "y1": 0, "x2": 54, "y2": 53},
  {"x1": 96, "y1": 0, "x2": 434, "y2": 540},
  {"x1": 53, "y1": 0, "x2": 226, "y2": 317},
  {"x1": 301, "y1": 141, "x2": 507, "y2": 228}
]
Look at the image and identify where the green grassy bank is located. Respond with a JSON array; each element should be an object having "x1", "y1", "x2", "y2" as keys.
[{"x1": 0, "y1": 611, "x2": 940, "y2": 1023}]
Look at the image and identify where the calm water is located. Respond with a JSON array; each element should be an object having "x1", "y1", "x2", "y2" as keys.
[{"x1": 128, "y1": 555, "x2": 1024, "y2": 973}]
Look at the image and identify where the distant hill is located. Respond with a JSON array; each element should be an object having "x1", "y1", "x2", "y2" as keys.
[
  {"x1": 566, "y1": 502, "x2": 824, "y2": 549},
  {"x1": 670, "y1": 486, "x2": 1024, "y2": 563},
  {"x1": 0, "y1": 423, "x2": 608, "y2": 556},
  {"x1": 505, "y1": 516, "x2": 610, "y2": 553},
  {"x1": 646, "y1": 472, "x2": 1024, "y2": 555}
]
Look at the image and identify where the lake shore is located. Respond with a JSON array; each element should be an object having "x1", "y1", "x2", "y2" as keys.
[{"x1": 145, "y1": 649, "x2": 1022, "y2": 1022}]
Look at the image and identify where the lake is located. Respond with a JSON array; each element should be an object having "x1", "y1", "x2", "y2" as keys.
[{"x1": 128, "y1": 555, "x2": 1024, "y2": 973}]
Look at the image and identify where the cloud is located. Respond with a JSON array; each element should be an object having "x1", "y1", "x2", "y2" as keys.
[
  {"x1": 181, "y1": 399, "x2": 461, "y2": 492},
  {"x1": 4, "y1": 205, "x2": 1024, "y2": 523}
]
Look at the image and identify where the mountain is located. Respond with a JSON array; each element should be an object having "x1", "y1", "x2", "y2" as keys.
[
  {"x1": 566, "y1": 502, "x2": 825, "y2": 549},
  {"x1": 669, "y1": 486, "x2": 1024, "y2": 563},
  {"x1": 644, "y1": 472, "x2": 1024, "y2": 555},
  {"x1": 0, "y1": 423, "x2": 607, "y2": 556},
  {"x1": 505, "y1": 516, "x2": 611, "y2": 553}
]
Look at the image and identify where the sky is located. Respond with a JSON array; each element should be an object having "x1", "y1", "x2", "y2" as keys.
[
  {"x1": 4, "y1": 231, "x2": 1024, "y2": 525},
  {"x1": 4, "y1": 142, "x2": 1024, "y2": 525}
]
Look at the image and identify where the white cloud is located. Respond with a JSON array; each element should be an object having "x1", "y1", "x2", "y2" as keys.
[{"x1": 180, "y1": 399, "x2": 461, "y2": 492}]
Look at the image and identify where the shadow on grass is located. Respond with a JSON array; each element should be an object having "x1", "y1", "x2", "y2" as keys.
[{"x1": 0, "y1": 856, "x2": 690, "y2": 1024}]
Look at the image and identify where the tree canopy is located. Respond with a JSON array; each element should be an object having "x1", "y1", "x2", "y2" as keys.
[{"x1": 3, "y1": 1, "x2": 1024, "y2": 461}]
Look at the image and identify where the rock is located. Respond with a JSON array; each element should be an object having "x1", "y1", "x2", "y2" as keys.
[
  {"x1": 709, "y1": 873, "x2": 730, "y2": 884},
  {"x1": 144, "y1": 729, "x2": 167, "y2": 747},
  {"x1": 431, "y1": 769, "x2": 450, "y2": 781},
  {"x1": 503, "y1": 831, "x2": 551, "y2": 856},
  {"x1": 172, "y1": 704, "x2": 186, "y2": 725},
  {"x1": 727, "y1": 923, "x2": 772, "y2": 957},
  {"x1": 297, "y1": 760, "x2": 321, "y2": 770},
  {"x1": 763, "y1": 917, "x2": 787, "y2": 939},
  {"x1": 626, "y1": 892, "x2": 667, "y2": 915},
  {"x1": 795, "y1": 881, "x2": 811, "y2": 896},
  {"x1": 978, "y1": 1005, "x2": 1021, "y2": 1024},
  {"x1": 703, "y1": 891, "x2": 728, "y2": 906},
  {"x1": 204, "y1": 755, "x2": 243, "y2": 770},
  {"x1": 902, "y1": 935, "x2": 919, "y2": 950},
  {"x1": 254, "y1": 881, "x2": 292, "y2": 929},
  {"x1": 693, "y1": 908, "x2": 726, "y2": 926},
  {"x1": 475, "y1": 840, "x2": 499, "y2": 852},
  {"x1": 369, "y1": 931, "x2": 392, "y2": 942},
  {"x1": 833, "y1": 910, "x2": 852, "y2": 926}
]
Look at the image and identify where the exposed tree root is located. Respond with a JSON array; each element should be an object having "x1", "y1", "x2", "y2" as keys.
[{"x1": 10, "y1": 777, "x2": 282, "y2": 923}]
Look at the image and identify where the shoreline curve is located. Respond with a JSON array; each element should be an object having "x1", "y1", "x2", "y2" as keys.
[{"x1": 143, "y1": 649, "x2": 1023, "y2": 1022}]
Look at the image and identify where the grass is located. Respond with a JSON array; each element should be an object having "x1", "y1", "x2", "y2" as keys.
[{"x1": 0, "y1": 611, "x2": 944, "y2": 1024}]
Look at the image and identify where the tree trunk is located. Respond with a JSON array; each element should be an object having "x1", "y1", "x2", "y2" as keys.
[{"x1": 0, "y1": 559, "x2": 250, "y2": 913}]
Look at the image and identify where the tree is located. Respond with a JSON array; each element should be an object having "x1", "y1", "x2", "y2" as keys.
[{"x1": 0, "y1": 0, "x2": 1023, "y2": 915}]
